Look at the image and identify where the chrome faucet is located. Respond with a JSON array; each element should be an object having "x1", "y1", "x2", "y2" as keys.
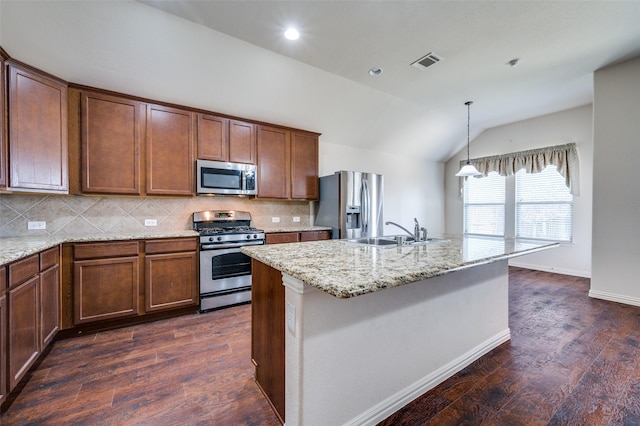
[{"x1": 385, "y1": 220, "x2": 418, "y2": 241}]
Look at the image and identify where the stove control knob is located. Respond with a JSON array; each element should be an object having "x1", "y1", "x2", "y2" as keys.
[
  {"x1": 217, "y1": 236, "x2": 223, "y2": 242},
  {"x1": 208, "y1": 237, "x2": 214, "y2": 242},
  {"x1": 253, "y1": 235, "x2": 258, "y2": 239},
  {"x1": 246, "y1": 235, "x2": 251, "y2": 240}
]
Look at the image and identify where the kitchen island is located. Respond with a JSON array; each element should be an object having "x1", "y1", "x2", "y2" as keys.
[{"x1": 242, "y1": 235, "x2": 557, "y2": 425}]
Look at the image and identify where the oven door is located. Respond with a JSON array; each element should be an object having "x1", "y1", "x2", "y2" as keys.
[{"x1": 200, "y1": 247, "x2": 252, "y2": 294}]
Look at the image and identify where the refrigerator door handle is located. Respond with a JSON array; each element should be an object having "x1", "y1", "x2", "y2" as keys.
[{"x1": 362, "y1": 178, "x2": 370, "y2": 232}]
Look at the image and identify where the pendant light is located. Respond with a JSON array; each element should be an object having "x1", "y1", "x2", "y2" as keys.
[{"x1": 456, "y1": 101, "x2": 482, "y2": 177}]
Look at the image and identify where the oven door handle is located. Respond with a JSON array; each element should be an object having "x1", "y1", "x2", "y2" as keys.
[{"x1": 200, "y1": 240, "x2": 265, "y2": 250}]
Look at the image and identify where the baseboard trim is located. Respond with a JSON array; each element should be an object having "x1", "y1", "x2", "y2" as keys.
[
  {"x1": 589, "y1": 289, "x2": 640, "y2": 308},
  {"x1": 343, "y1": 328, "x2": 511, "y2": 426},
  {"x1": 508, "y1": 260, "x2": 591, "y2": 278}
]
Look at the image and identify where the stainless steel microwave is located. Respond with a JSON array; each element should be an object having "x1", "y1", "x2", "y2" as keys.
[{"x1": 196, "y1": 159, "x2": 257, "y2": 196}]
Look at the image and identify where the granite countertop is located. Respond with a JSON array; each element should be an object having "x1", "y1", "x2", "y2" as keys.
[
  {"x1": 0, "y1": 231, "x2": 198, "y2": 267},
  {"x1": 262, "y1": 226, "x2": 331, "y2": 233},
  {"x1": 242, "y1": 235, "x2": 558, "y2": 299}
]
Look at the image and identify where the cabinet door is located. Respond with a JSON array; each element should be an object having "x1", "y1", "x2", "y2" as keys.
[
  {"x1": 0, "y1": 266, "x2": 7, "y2": 404},
  {"x1": 8, "y1": 63, "x2": 68, "y2": 192},
  {"x1": 291, "y1": 131, "x2": 319, "y2": 200},
  {"x1": 299, "y1": 230, "x2": 331, "y2": 242},
  {"x1": 145, "y1": 251, "x2": 198, "y2": 312},
  {"x1": 81, "y1": 91, "x2": 143, "y2": 194},
  {"x1": 73, "y1": 257, "x2": 139, "y2": 324},
  {"x1": 229, "y1": 120, "x2": 256, "y2": 164},
  {"x1": 9, "y1": 275, "x2": 39, "y2": 391},
  {"x1": 146, "y1": 104, "x2": 195, "y2": 195},
  {"x1": 257, "y1": 125, "x2": 290, "y2": 199},
  {"x1": 197, "y1": 113, "x2": 228, "y2": 162},
  {"x1": 265, "y1": 232, "x2": 300, "y2": 245},
  {"x1": 40, "y1": 265, "x2": 59, "y2": 348},
  {"x1": 0, "y1": 54, "x2": 6, "y2": 189}
]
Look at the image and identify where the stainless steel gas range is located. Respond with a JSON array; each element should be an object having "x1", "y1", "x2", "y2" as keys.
[{"x1": 193, "y1": 210, "x2": 265, "y2": 312}]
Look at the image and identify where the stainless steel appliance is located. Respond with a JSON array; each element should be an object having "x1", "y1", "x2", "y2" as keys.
[
  {"x1": 193, "y1": 210, "x2": 264, "y2": 311},
  {"x1": 315, "y1": 170, "x2": 384, "y2": 239},
  {"x1": 196, "y1": 159, "x2": 257, "y2": 196}
]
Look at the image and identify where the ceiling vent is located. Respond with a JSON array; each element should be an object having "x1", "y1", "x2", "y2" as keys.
[{"x1": 411, "y1": 52, "x2": 443, "y2": 70}]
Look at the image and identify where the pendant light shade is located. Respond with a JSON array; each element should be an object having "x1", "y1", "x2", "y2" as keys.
[{"x1": 456, "y1": 101, "x2": 481, "y2": 177}]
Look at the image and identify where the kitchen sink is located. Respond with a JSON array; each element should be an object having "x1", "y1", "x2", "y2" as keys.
[{"x1": 347, "y1": 236, "x2": 449, "y2": 247}]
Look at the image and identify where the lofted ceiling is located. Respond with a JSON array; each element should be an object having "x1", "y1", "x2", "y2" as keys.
[{"x1": 139, "y1": 0, "x2": 640, "y2": 162}]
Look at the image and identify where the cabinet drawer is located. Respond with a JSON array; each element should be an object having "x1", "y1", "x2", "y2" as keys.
[
  {"x1": 145, "y1": 238, "x2": 197, "y2": 255},
  {"x1": 40, "y1": 246, "x2": 59, "y2": 271},
  {"x1": 74, "y1": 241, "x2": 139, "y2": 260},
  {"x1": 265, "y1": 233, "x2": 300, "y2": 244},
  {"x1": 8, "y1": 255, "x2": 39, "y2": 288}
]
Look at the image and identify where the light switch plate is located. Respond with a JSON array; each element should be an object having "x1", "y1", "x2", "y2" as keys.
[
  {"x1": 272, "y1": 217, "x2": 280, "y2": 223},
  {"x1": 27, "y1": 221, "x2": 46, "y2": 230},
  {"x1": 293, "y1": 216, "x2": 301, "y2": 222},
  {"x1": 144, "y1": 219, "x2": 158, "y2": 227}
]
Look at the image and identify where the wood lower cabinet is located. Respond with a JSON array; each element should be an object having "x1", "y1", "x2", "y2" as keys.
[
  {"x1": 71, "y1": 238, "x2": 198, "y2": 326},
  {"x1": 39, "y1": 247, "x2": 60, "y2": 348},
  {"x1": 73, "y1": 242, "x2": 140, "y2": 324},
  {"x1": 7, "y1": 253, "x2": 40, "y2": 392},
  {"x1": 0, "y1": 266, "x2": 7, "y2": 405},
  {"x1": 266, "y1": 230, "x2": 331, "y2": 245},
  {"x1": 146, "y1": 104, "x2": 195, "y2": 195},
  {"x1": 80, "y1": 91, "x2": 143, "y2": 194},
  {"x1": 145, "y1": 239, "x2": 198, "y2": 312},
  {"x1": 251, "y1": 259, "x2": 285, "y2": 423},
  {"x1": 7, "y1": 61, "x2": 68, "y2": 193}
]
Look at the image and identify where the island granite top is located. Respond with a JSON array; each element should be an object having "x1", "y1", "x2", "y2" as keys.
[{"x1": 241, "y1": 235, "x2": 558, "y2": 298}]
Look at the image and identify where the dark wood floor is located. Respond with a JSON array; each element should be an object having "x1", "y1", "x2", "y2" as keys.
[{"x1": 2, "y1": 267, "x2": 639, "y2": 425}]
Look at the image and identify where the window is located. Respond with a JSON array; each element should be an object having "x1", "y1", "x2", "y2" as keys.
[
  {"x1": 463, "y1": 172, "x2": 505, "y2": 236},
  {"x1": 516, "y1": 165, "x2": 573, "y2": 241},
  {"x1": 463, "y1": 165, "x2": 573, "y2": 242}
]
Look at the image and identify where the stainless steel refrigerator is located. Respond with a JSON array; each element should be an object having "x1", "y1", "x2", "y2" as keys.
[{"x1": 315, "y1": 171, "x2": 384, "y2": 239}]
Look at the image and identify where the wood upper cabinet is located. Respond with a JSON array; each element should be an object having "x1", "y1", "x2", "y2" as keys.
[
  {"x1": 257, "y1": 125, "x2": 319, "y2": 200},
  {"x1": 197, "y1": 115, "x2": 256, "y2": 164},
  {"x1": 291, "y1": 131, "x2": 319, "y2": 200},
  {"x1": 144, "y1": 238, "x2": 198, "y2": 313},
  {"x1": 229, "y1": 119, "x2": 256, "y2": 164},
  {"x1": 80, "y1": 91, "x2": 143, "y2": 194},
  {"x1": 197, "y1": 113, "x2": 228, "y2": 162},
  {"x1": 257, "y1": 125, "x2": 290, "y2": 199},
  {"x1": 0, "y1": 51, "x2": 7, "y2": 189},
  {"x1": 7, "y1": 61, "x2": 68, "y2": 193},
  {"x1": 146, "y1": 104, "x2": 195, "y2": 195}
]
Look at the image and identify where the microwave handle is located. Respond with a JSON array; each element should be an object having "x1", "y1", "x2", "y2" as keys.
[{"x1": 241, "y1": 172, "x2": 247, "y2": 191}]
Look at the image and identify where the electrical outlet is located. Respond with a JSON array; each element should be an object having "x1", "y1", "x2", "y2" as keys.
[
  {"x1": 27, "y1": 221, "x2": 46, "y2": 230},
  {"x1": 144, "y1": 219, "x2": 158, "y2": 227},
  {"x1": 272, "y1": 217, "x2": 280, "y2": 223},
  {"x1": 293, "y1": 216, "x2": 301, "y2": 223}
]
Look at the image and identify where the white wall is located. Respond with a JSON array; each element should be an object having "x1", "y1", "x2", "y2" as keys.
[
  {"x1": 590, "y1": 56, "x2": 640, "y2": 306},
  {"x1": 0, "y1": 0, "x2": 443, "y2": 232},
  {"x1": 319, "y1": 142, "x2": 444, "y2": 235},
  {"x1": 445, "y1": 105, "x2": 593, "y2": 277}
]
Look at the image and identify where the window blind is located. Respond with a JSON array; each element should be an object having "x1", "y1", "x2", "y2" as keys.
[
  {"x1": 515, "y1": 165, "x2": 573, "y2": 241},
  {"x1": 463, "y1": 172, "x2": 505, "y2": 236}
]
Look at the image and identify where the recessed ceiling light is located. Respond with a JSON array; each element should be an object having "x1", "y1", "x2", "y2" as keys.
[
  {"x1": 368, "y1": 67, "x2": 383, "y2": 76},
  {"x1": 507, "y1": 58, "x2": 520, "y2": 67},
  {"x1": 284, "y1": 28, "x2": 300, "y2": 41}
]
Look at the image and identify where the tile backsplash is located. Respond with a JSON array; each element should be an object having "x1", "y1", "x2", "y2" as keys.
[{"x1": 0, "y1": 194, "x2": 312, "y2": 237}]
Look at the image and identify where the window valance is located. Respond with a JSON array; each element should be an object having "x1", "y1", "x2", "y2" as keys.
[{"x1": 461, "y1": 143, "x2": 580, "y2": 195}]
